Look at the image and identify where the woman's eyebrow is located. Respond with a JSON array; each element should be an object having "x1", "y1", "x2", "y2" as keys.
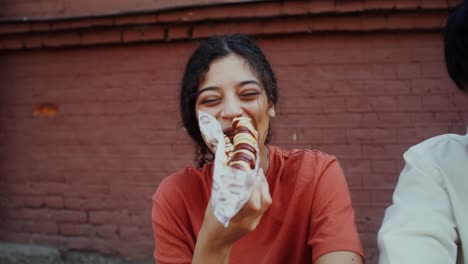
[
  {"x1": 239, "y1": 80, "x2": 262, "y2": 87},
  {"x1": 197, "y1": 86, "x2": 219, "y2": 97}
]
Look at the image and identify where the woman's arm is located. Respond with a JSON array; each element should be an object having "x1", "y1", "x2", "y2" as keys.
[
  {"x1": 308, "y1": 156, "x2": 365, "y2": 262},
  {"x1": 314, "y1": 251, "x2": 364, "y2": 264},
  {"x1": 192, "y1": 168, "x2": 272, "y2": 264}
]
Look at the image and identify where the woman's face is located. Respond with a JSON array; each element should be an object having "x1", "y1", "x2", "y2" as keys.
[{"x1": 195, "y1": 54, "x2": 275, "y2": 154}]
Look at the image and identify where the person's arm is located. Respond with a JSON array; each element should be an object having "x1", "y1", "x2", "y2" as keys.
[
  {"x1": 309, "y1": 156, "x2": 365, "y2": 263},
  {"x1": 192, "y1": 168, "x2": 271, "y2": 263},
  {"x1": 315, "y1": 251, "x2": 363, "y2": 264},
  {"x1": 378, "y1": 149, "x2": 458, "y2": 264}
]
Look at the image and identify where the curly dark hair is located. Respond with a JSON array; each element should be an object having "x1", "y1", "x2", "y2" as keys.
[{"x1": 179, "y1": 34, "x2": 279, "y2": 167}]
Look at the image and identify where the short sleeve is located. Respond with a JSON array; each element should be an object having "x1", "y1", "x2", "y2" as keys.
[
  {"x1": 377, "y1": 149, "x2": 458, "y2": 264},
  {"x1": 152, "y1": 177, "x2": 194, "y2": 264},
  {"x1": 308, "y1": 156, "x2": 364, "y2": 262}
]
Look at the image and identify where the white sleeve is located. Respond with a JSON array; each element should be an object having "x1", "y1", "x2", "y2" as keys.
[{"x1": 377, "y1": 149, "x2": 459, "y2": 264}]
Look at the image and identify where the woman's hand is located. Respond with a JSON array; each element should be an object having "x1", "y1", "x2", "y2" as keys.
[{"x1": 192, "y1": 168, "x2": 272, "y2": 264}]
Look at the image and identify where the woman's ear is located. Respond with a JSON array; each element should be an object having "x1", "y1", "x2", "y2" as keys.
[{"x1": 268, "y1": 106, "x2": 276, "y2": 118}]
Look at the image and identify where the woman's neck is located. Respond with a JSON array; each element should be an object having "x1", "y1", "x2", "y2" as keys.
[{"x1": 259, "y1": 145, "x2": 270, "y2": 175}]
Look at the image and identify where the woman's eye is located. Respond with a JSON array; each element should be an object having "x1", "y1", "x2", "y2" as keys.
[
  {"x1": 200, "y1": 98, "x2": 220, "y2": 105},
  {"x1": 240, "y1": 92, "x2": 259, "y2": 99}
]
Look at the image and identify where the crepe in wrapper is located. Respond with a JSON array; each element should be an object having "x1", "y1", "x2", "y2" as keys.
[{"x1": 197, "y1": 111, "x2": 260, "y2": 227}]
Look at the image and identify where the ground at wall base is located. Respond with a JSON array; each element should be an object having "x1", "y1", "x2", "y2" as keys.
[{"x1": 0, "y1": 242, "x2": 154, "y2": 264}]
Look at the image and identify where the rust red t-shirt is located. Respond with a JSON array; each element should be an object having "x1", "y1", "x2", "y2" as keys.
[{"x1": 152, "y1": 145, "x2": 364, "y2": 263}]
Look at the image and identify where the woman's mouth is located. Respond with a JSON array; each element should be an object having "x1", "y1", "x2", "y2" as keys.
[{"x1": 223, "y1": 127, "x2": 234, "y2": 140}]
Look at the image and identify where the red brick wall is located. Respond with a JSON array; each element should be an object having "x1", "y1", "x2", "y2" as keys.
[
  {"x1": 1, "y1": 1, "x2": 467, "y2": 263},
  {"x1": 3, "y1": 32, "x2": 467, "y2": 263},
  {"x1": 0, "y1": 0, "x2": 243, "y2": 19}
]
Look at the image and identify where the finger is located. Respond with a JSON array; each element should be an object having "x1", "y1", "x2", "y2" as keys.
[
  {"x1": 250, "y1": 179, "x2": 262, "y2": 211},
  {"x1": 259, "y1": 172, "x2": 272, "y2": 210}
]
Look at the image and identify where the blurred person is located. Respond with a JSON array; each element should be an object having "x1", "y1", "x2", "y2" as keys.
[
  {"x1": 378, "y1": 1, "x2": 468, "y2": 263},
  {"x1": 152, "y1": 34, "x2": 364, "y2": 264}
]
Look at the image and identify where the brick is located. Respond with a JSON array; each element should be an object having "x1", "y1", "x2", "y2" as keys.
[
  {"x1": 81, "y1": 30, "x2": 121, "y2": 45},
  {"x1": 12, "y1": 208, "x2": 50, "y2": 221},
  {"x1": 335, "y1": 16, "x2": 362, "y2": 30},
  {"x1": 364, "y1": 0, "x2": 395, "y2": 9},
  {"x1": 117, "y1": 239, "x2": 153, "y2": 258},
  {"x1": 44, "y1": 196, "x2": 64, "y2": 208},
  {"x1": 340, "y1": 159, "x2": 371, "y2": 173},
  {"x1": 50, "y1": 209, "x2": 87, "y2": 223},
  {"x1": 64, "y1": 197, "x2": 85, "y2": 210},
  {"x1": 318, "y1": 144, "x2": 362, "y2": 158},
  {"x1": 0, "y1": 23, "x2": 30, "y2": 34},
  {"x1": 23, "y1": 221, "x2": 58, "y2": 235},
  {"x1": 20, "y1": 196, "x2": 44, "y2": 208},
  {"x1": 123, "y1": 26, "x2": 164, "y2": 43},
  {"x1": 167, "y1": 26, "x2": 190, "y2": 40},
  {"x1": 60, "y1": 223, "x2": 95, "y2": 236},
  {"x1": 411, "y1": 78, "x2": 454, "y2": 94},
  {"x1": 362, "y1": 144, "x2": 409, "y2": 159},
  {"x1": 322, "y1": 128, "x2": 347, "y2": 144},
  {"x1": 394, "y1": 1, "x2": 421, "y2": 8},
  {"x1": 120, "y1": 226, "x2": 146, "y2": 240},
  {"x1": 421, "y1": 62, "x2": 448, "y2": 78},
  {"x1": 96, "y1": 225, "x2": 118, "y2": 239},
  {"x1": 411, "y1": 47, "x2": 444, "y2": 62},
  {"x1": 371, "y1": 159, "x2": 396, "y2": 173},
  {"x1": 187, "y1": 24, "x2": 213, "y2": 39},
  {"x1": 364, "y1": 79, "x2": 412, "y2": 95},
  {"x1": 346, "y1": 96, "x2": 372, "y2": 112},
  {"x1": 364, "y1": 47, "x2": 412, "y2": 63},
  {"x1": 89, "y1": 211, "x2": 130, "y2": 225},
  {"x1": 396, "y1": 63, "x2": 421, "y2": 79},
  {"x1": 67, "y1": 236, "x2": 92, "y2": 251},
  {"x1": 420, "y1": 0, "x2": 449, "y2": 9},
  {"x1": 335, "y1": 0, "x2": 366, "y2": 12},
  {"x1": 308, "y1": 17, "x2": 337, "y2": 31},
  {"x1": 114, "y1": 14, "x2": 156, "y2": 25},
  {"x1": 362, "y1": 15, "x2": 388, "y2": 31},
  {"x1": 158, "y1": 10, "x2": 194, "y2": 22},
  {"x1": 0, "y1": 37, "x2": 24, "y2": 50},
  {"x1": 370, "y1": 189, "x2": 395, "y2": 206},
  {"x1": 348, "y1": 128, "x2": 397, "y2": 143},
  {"x1": 30, "y1": 234, "x2": 66, "y2": 247},
  {"x1": 254, "y1": 2, "x2": 283, "y2": 17},
  {"x1": 51, "y1": 18, "x2": 114, "y2": 31},
  {"x1": 365, "y1": 247, "x2": 380, "y2": 264},
  {"x1": 349, "y1": 189, "x2": 371, "y2": 206},
  {"x1": 0, "y1": 231, "x2": 32, "y2": 243},
  {"x1": 281, "y1": 2, "x2": 309, "y2": 15},
  {"x1": 42, "y1": 32, "x2": 81, "y2": 48},
  {"x1": 308, "y1": 0, "x2": 336, "y2": 13},
  {"x1": 397, "y1": 127, "x2": 427, "y2": 143},
  {"x1": 92, "y1": 238, "x2": 118, "y2": 255},
  {"x1": 0, "y1": 219, "x2": 24, "y2": 232},
  {"x1": 422, "y1": 94, "x2": 452, "y2": 110},
  {"x1": 371, "y1": 64, "x2": 398, "y2": 79},
  {"x1": 355, "y1": 207, "x2": 386, "y2": 233},
  {"x1": 30, "y1": 22, "x2": 51, "y2": 32},
  {"x1": 434, "y1": 111, "x2": 462, "y2": 122},
  {"x1": 23, "y1": 35, "x2": 43, "y2": 49}
]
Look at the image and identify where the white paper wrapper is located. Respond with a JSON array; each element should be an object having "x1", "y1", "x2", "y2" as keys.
[{"x1": 198, "y1": 111, "x2": 260, "y2": 227}]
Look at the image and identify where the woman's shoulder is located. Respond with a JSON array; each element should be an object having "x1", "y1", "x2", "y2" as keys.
[
  {"x1": 153, "y1": 165, "x2": 211, "y2": 201},
  {"x1": 272, "y1": 145, "x2": 337, "y2": 164}
]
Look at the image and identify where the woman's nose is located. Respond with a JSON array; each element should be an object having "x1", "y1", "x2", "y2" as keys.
[{"x1": 220, "y1": 99, "x2": 243, "y2": 120}]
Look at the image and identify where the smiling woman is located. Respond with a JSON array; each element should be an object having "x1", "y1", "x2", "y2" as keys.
[{"x1": 152, "y1": 34, "x2": 365, "y2": 264}]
